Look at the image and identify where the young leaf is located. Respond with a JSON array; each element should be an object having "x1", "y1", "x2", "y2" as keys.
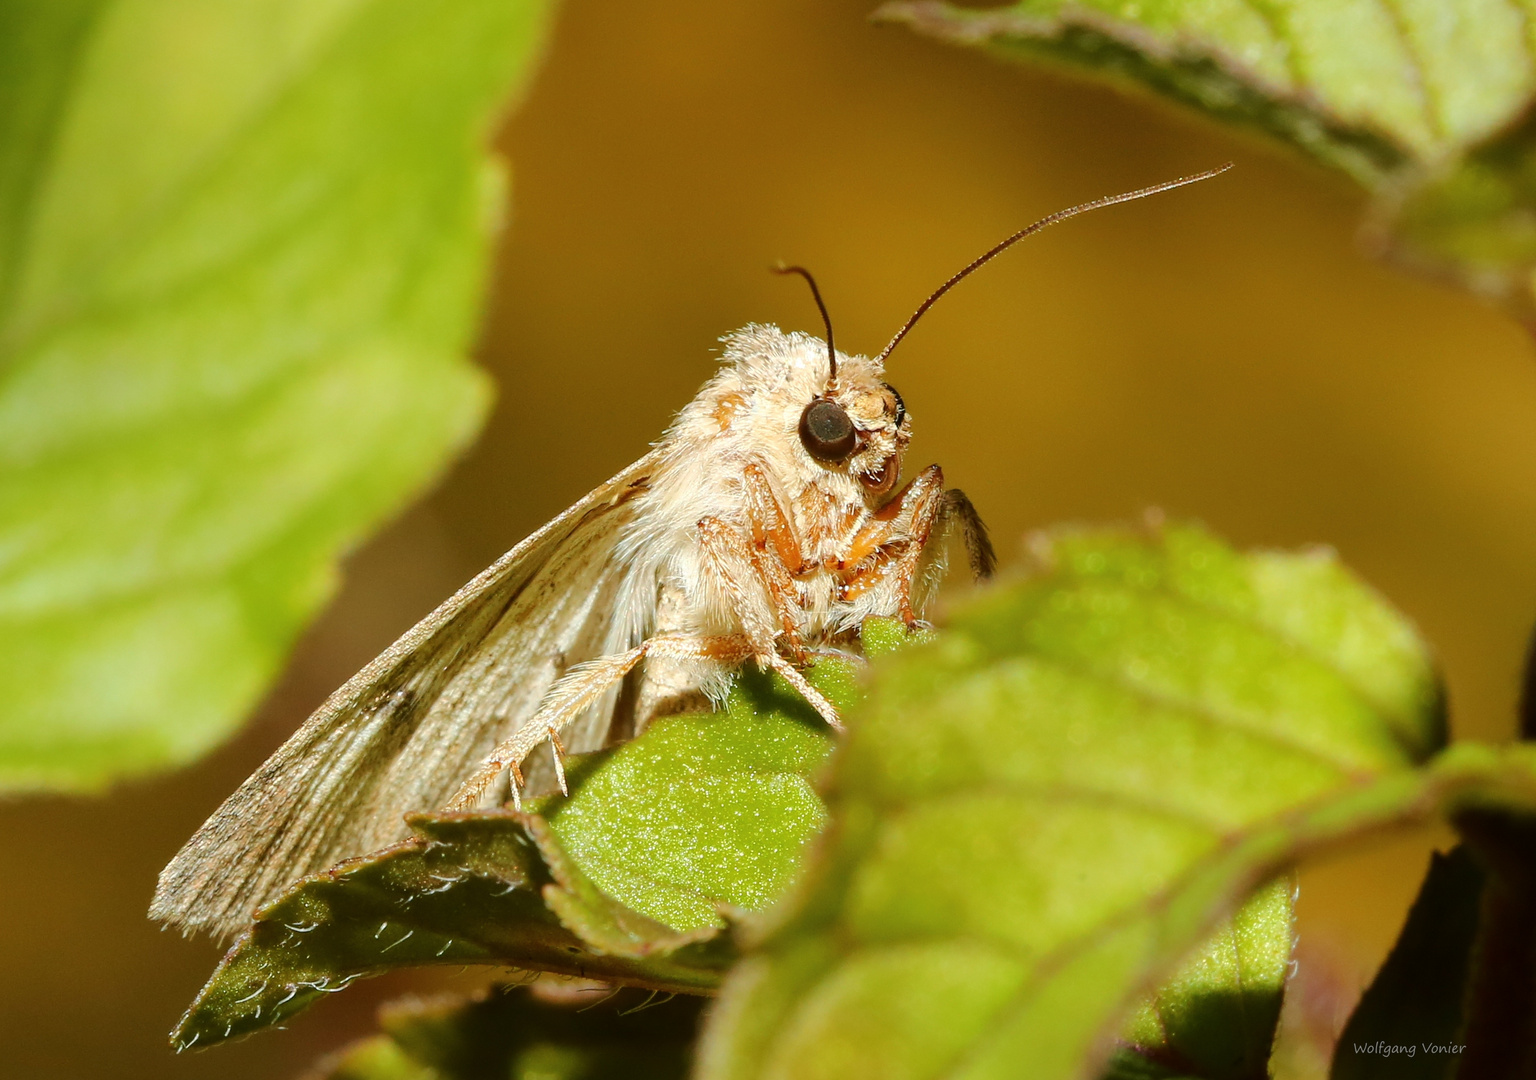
[
  {"x1": 544, "y1": 660, "x2": 849, "y2": 931},
  {"x1": 172, "y1": 660, "x2": 847, "y2": 1050},
  {"x1": 696, "y1": 522, "x2": 1460, "y2": 1080},
  {"x1": 877, "y1": 1, "x2": 1536, "y2": 319},
  {"x1": 314, "y1": 984, "x2": 700, "y2": 1080},
  {"x1": 1332, "y1": 845, "x2": 1485, "y2": 1080},
  {"x1": 0, "y1": 0, "x2": 551, "y2": 792}
]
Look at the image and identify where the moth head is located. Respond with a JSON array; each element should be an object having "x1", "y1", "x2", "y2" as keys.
[
  {"x1": 796, "y1": 375, "x2": 906, "y2": 496},
  {"x1": 774, "y1": 266, "x2": 907, "y2": 498}
]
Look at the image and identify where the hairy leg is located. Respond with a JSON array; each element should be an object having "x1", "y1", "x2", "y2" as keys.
[
  {"x1": 841, "y1": 469, "x2": 995, "y2": 623},
  {"x1": 839, "y1": 465, "x2": 946, "y2": 571},
  {"x1": 696, "y1": 515, "x2": 841, "y2": 731},
  {"x1": 739, "y1": 461, "x2": 811, "y2": 661},
  {"x1": 840, "y1": 465, "x2": 946, "y2": 624},
  {"x1": 941, "y1": 488, "x2": 996, "y2": 581},
  {"x1": 741, "y1": 461, "x2": 809, "y2": 573},
  {"x1": 450, "y1": 633, "x2": 754, "y2": 811}
]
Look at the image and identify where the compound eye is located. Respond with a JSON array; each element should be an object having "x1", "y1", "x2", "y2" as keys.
[
  {"x1": 883, "y1": 383, "x2": 906, "y2": 428},
  {"x1": 799, "y1": 398, "x2": 857, "y2": 462}
]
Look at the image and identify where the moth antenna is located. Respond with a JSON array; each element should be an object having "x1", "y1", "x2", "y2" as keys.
[
  {"x1": 774, "y1": 264, "x2": 837, "y2": 384},
  {"x1": 875, "y1": 163, "x2": 1234, "y2": 365}
]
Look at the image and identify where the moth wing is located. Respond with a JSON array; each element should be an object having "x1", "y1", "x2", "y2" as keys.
[{"x1": 151, "y1": 450, "x2": 664, "y2": 939}]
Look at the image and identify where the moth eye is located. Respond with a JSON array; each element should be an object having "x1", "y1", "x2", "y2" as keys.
[
  {"x1": 884, "y1": 383, "x2": 906, "y2": 428},
  {"x1": 798, "y1": 398, "x2": 857, "y2": 463}
]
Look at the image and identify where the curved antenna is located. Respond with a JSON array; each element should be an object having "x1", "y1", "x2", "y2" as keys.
[
  {"x1": 773, "y1": 264, "x2": 837, "y2": 383},
  {"x1": 875, "y1": 163, "x2": 1233, "y2": 365}
]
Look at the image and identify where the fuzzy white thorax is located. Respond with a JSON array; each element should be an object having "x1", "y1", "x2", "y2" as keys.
[{"x1": 609, "y1": 324, "x2": 923, "y2": 697}]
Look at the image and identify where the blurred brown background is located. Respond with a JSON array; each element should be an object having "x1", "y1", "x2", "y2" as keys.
[{"x1": 3, "y1": 1, "x2": 1532, "y2": 1076}]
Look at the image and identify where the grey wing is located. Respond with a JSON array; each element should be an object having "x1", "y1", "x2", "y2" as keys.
[{"x1": 151, "y1": 450, "x2": 663, "y2": 940}]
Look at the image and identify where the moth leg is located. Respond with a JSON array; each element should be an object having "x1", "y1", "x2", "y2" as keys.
[
  {"x1": 840, "y1": 466, "x2": 947, "y2": 625},
  {"x1": 761, "y1": 653, "x2": 842, "y2": 733},
  {"x1": 695, "y1": 516, "x2": 783, "y2": 655},
  {"x1": 884, "y1": 485, "x2": 997, "y2": 613},
  {"x1": 740, "y1": 461, "x2": 809, "y2": 662},
  {"x1": 696, "y1": 515, "x2": 842, "y2": 732},
  {"x1": 841, "y1": 468, "x2": 995, "y2": 625},
  {"x1": 839, "y1": 465, "x2": 946, "y2": 572},
  {"x1": 941, "y1": 488, "x2": 996, "y2": 581},
  {"x1": 741, "y1": 461, "x2": 808, "y2": 573},
  {"x1": 450, "y1": 633, "x2": 754, "y2": 811},
  {"x1": 451, "y1": 643, "x2": 648, "y2": 812},
  {"x1": 887, "y1": 481, "x2": 957, "y2": 626},
  {"x1": 547, "y1": 726, "x2": 569, "y2": 796}
]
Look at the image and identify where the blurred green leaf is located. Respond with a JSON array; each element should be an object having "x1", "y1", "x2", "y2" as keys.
[
  {"x1": 313, "y1": 984, "x2": 700, "y2": 1080},
  {"x1": 878, "y1": 1, "x2": 1536, "y2": 319},
  {"x1": 173, "y1": 658, "x2": 853, "y2": 1050},
  {"x1": 695, "y1": 522, "x2": 1476, "y2": 1080},
  {"x1": 320, "y1": 1036, "x2": 439, "y2": 1080},
  {"x1": 0, "y1": 0, "x2": 551, "y2": 792},
  {"x1": 1107, "y1": 878, "x2": 1295, "y2": 1080},
  {"x1": 1332, "y1": 845, "x2": 1485, "y2": 1080},
  {"x1": 1384, "y1": 107, "x2": 1536, "y2": 318}
]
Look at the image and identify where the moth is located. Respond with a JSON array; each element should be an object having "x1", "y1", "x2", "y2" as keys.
[{"x1": 153, "y1": 166, "x2": 1228, "y2": 940}]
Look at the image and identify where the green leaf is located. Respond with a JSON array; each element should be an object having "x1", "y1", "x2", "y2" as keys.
[
  {"x1": 312, "y1": 984, "x2": 700, "y2": 1080},
  {"x1": 1107, "y1": 878, "x2": 1295, "y2": 1080},
  {"x1": 695, "y1": 522, "x2": 1472, "y2": 1080},
  {"x1": 544, "y1": 660, "x2": 849, "y2": 932},
  {"x1": 1331, "y1": 845, "x2": 1485, "y2": 1080},
  {"x1": 0, "y1": 0, "x2": 552, "y2": 792},
  {"x1": 171, "y1": 810, "x2": 731, "y2": 1051},
  {"x1": 700, "y1": 745, "x2": 1536, "y2": 1080},
  {"x1": 172, "y1": 658, "x2": 853, "y2": 1050},
  {"x1": 877, "y1": 1, "x2": 1536, "y2": 319}
]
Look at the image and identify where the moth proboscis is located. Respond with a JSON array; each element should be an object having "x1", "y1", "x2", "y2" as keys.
[{"x1": 152, "y1": 165, "x2": 1231, "y2": 940}]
